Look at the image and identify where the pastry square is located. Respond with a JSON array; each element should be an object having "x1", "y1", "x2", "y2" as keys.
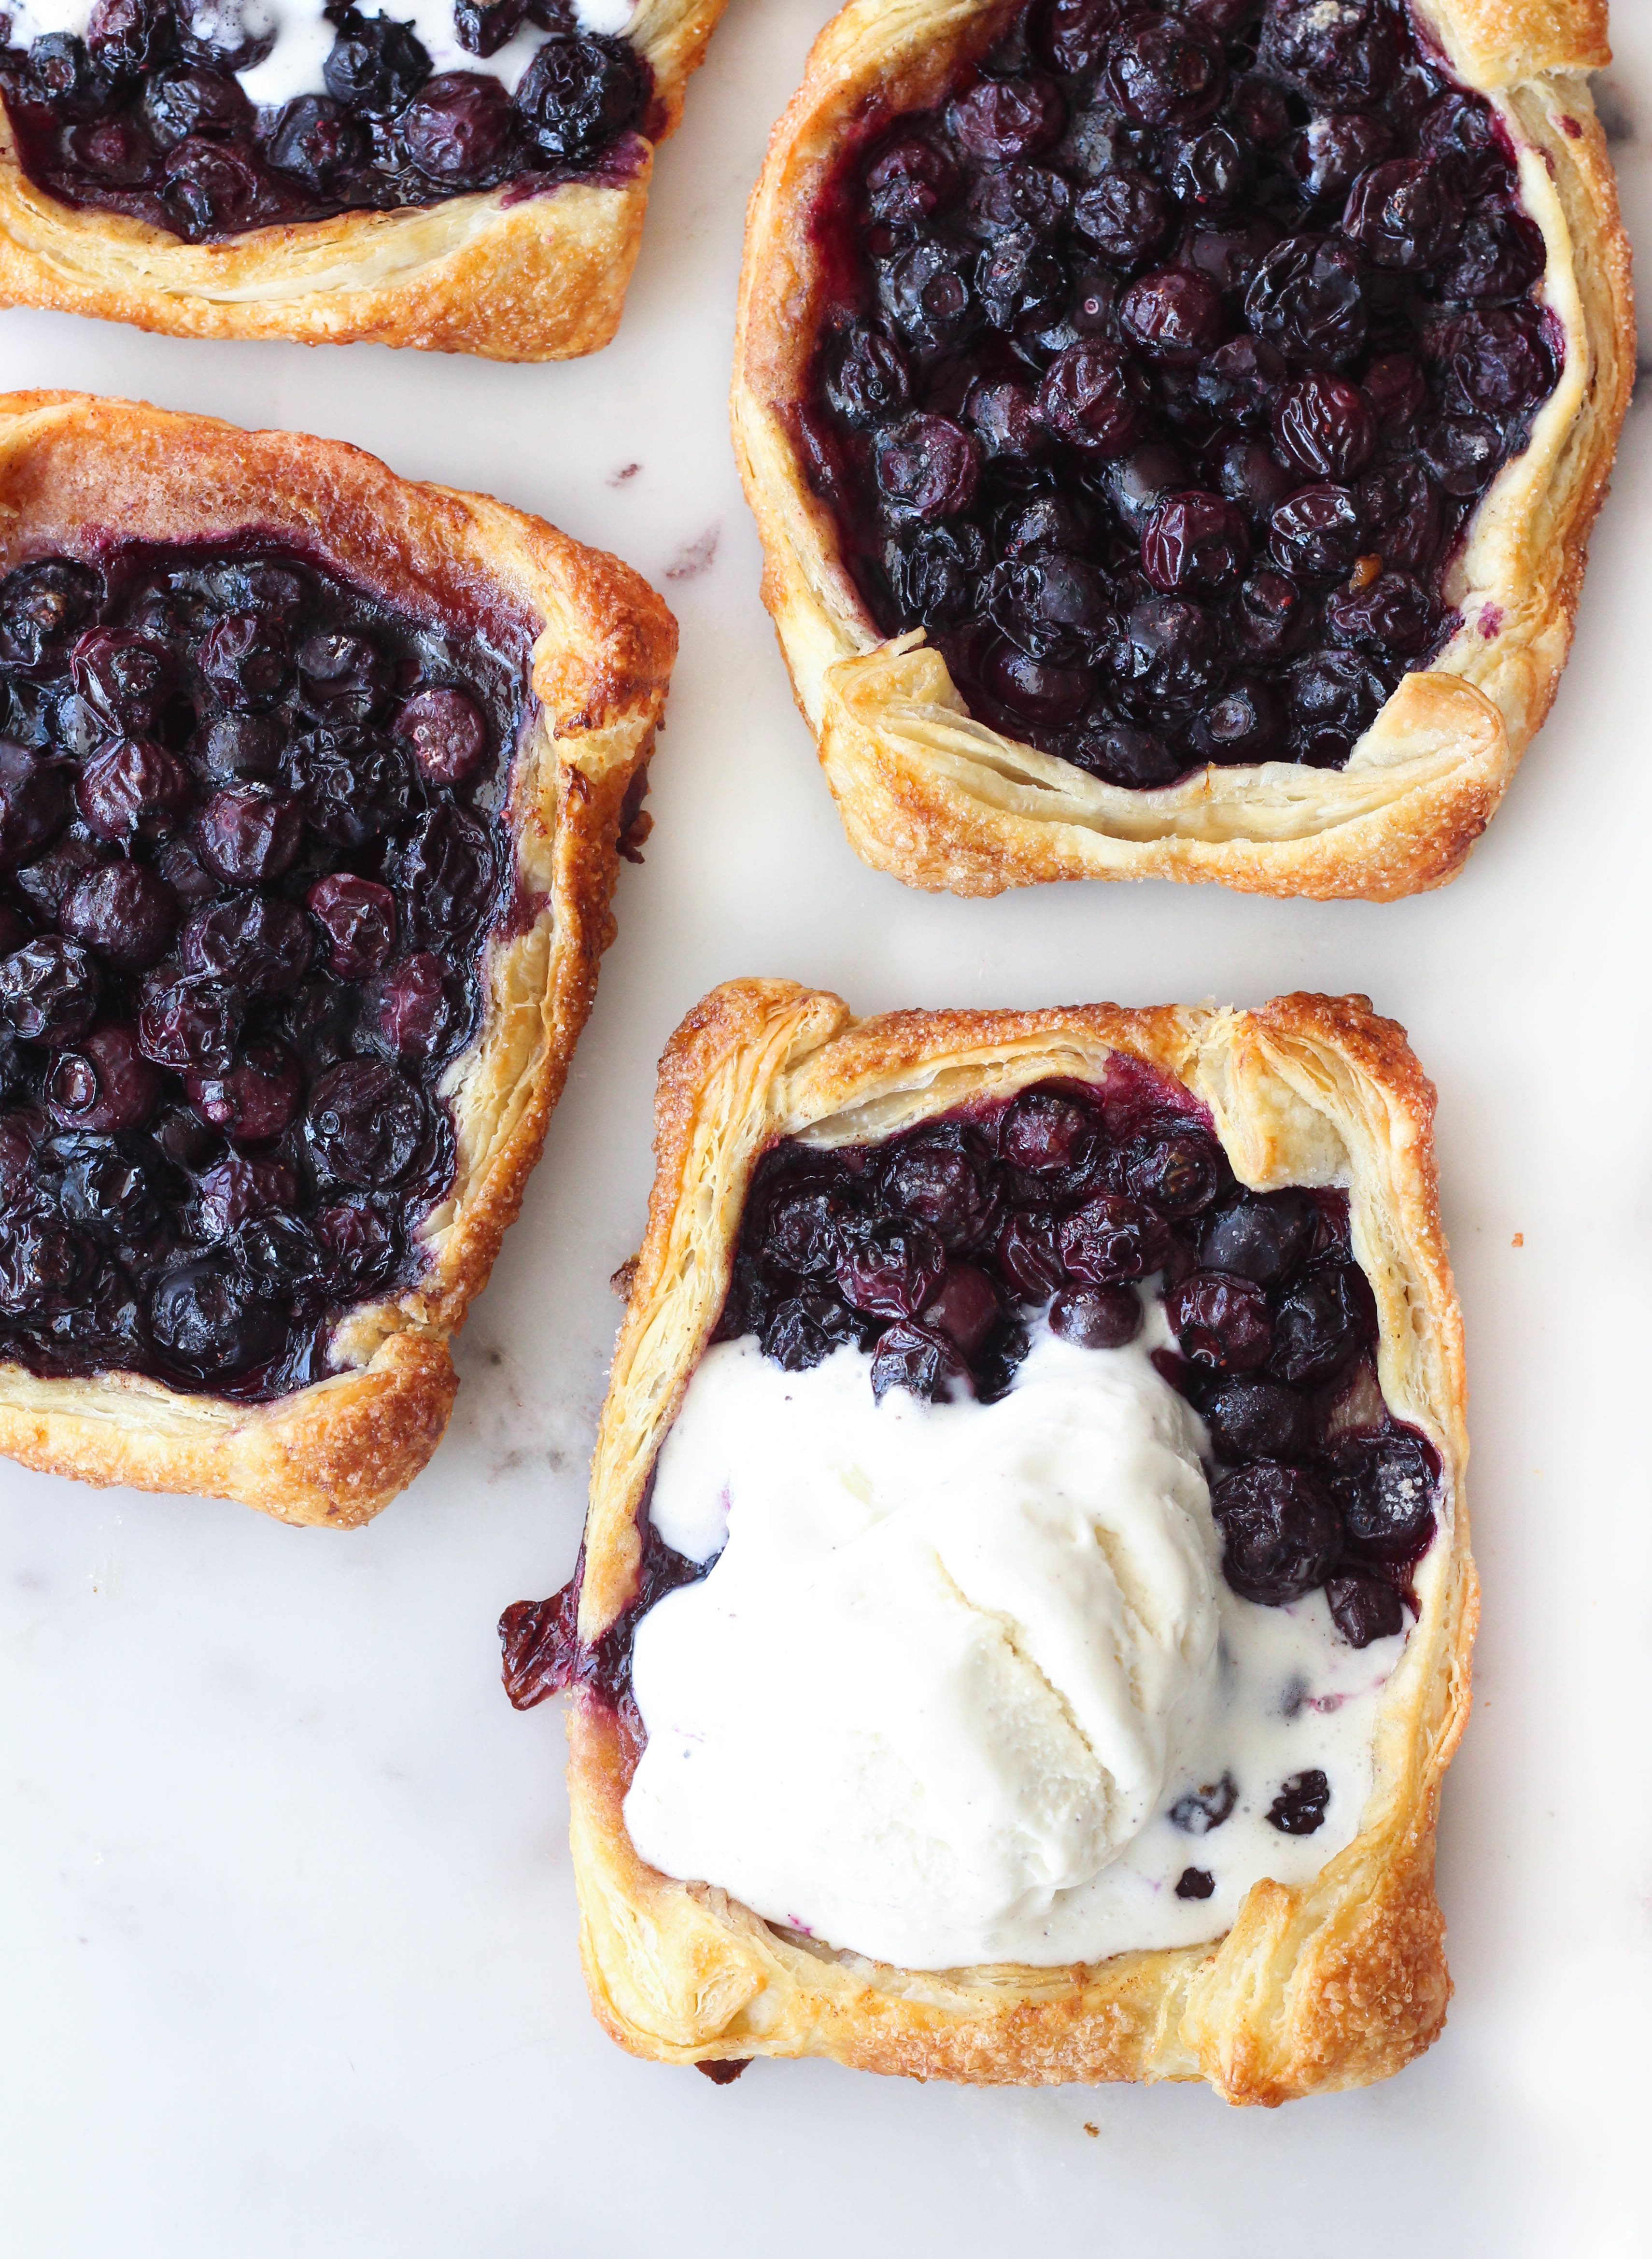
[
  {"x1": 0, "y1": 0, "x2": 727, "y2": 358},
  {"x1": 0, "y1": 389, "x2": 674, "y2": 1525},
  {"x1": 732, "y1": 0, "x2": 1633, "y2": 898},
  {"x1": 505, "y1": 980, "x2": 1474, "y2": 2099}
]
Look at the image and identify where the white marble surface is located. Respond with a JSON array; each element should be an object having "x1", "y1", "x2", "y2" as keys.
[{"x1": 0, "y1": 5, "x2": 1649, "y2": 2251}]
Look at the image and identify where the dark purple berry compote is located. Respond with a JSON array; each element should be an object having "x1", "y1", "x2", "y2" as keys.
[
  {"x1": 802, "y1": 0, "x2": 1558, "y2": 785},
  {"x1": 0, "y1": 538, "x2": 530, "y2": 1398},
  {"x1": 503, "y1": 1057, "x2": 1439, "y2": 1730},
  {"x1": 0, "y1": 0, "x2": 652, "y2": 243}
]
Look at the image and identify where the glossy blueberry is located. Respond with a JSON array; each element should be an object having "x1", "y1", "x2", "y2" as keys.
[
  {"x1": 1164, "y1": 1269, "x2": 1272, "y2": 1370},
  {"x1": 181, "y1": 894, "x2": 313, "y2": 995},
  {"x1": 307, "y1": 872, "x2": 395, "y2": 979},
  {"x1": 513, "y1": 32, "x2": 645, "y2": 162},
  {"x1": 322, "y1": 7, "x2": 430, "y2": 113},
  {"x1": 0, "y1": 935, "x2": 101, "y2": 1045},
  {"x1": 1271, "y1": 372, "x2": 1376, "y2": 480},
  {"x1": 1035, "y1": 340, "x2": 1146, "y2": 456},
  {"x1": 1243, "y1": 235, "x2": 1369, "y2": 366},
  {"x1": 77, "y1": 737, "x2": 194, "y2": 846},
  {"x1": 1257, "y1": 0, "x2": 1397, "y2": 108},
  {"x1": 137, "y1": 971, "x2": 244, "y2": 1073},
  {"x1": 0, "y1": 742, "x2": 70, "y2": 867},
  {"x1": 1266, "y1": 1767, "x2": 1330, "y2": 1834},
  {"x1": 307, "y1": 1058, "x2": 425, "y2": 1186},
  {"x1": 0, "y1": 561, "x2": 100, "y2": 670},
  {"x1": 1049, "y1": 1281, "x2": 1141, "y2": 1348},
  {"x1": 184, "y1": 1037, "x2": 304, "y2": 1144},
  {"x1": 196, "y1": 785, "x2": 304, "y2": 885},
  {"x1": 1141, "y1": 492, "x2": 1250, "y2": 594},
  {"x1": 879, "y1": 1139, "x2": 999, "y2": 1251},
  {"x1": 151, "y1": 1255, "x2": 284, "y2": 1377},
  {"x1": 1205, "y1": 1376, "x2": 1319, "y2": 1462},
  {"x1": 264, "y1": 94, "x2": 367, "y2": 188},
  {"x1": 1211, "y1": 1463, "x2": 1339, "y2": 1604},
  {"x1": 1171, "y1": 1771, "x2": 1237, "y2": 1834},
  {"x1": 1325, "y1": 1428, "x2": 1436, "y2": 1554},
  {"x1": 946, "y1": 74, "x2": 1066, "y2": 161},
  {"x1": 1200, "y1": 1190, "x2": 1317, "y2": 1283},
  {"x1": 402, "y1": 71, "x2": 514, "y2": 184},
  {"x1": 1059, "y1": 1193, "x2": 1170, "y2": 1284},
  {"x1": 1342, "y1": 157, "x2": 1464, "y2": 269},
  {"x1": 198, "y1": 611, "x2": 292, "y2": 711},
  {"x1": 1325, "y1": 1571, "x2": 1404, "y2": 1647},
  {"x1": 874, "y1": 415, "x2": 982, "y2": 522},
  {"x1": 1102, "y1": 15, "x2": 1226, "y2": 128},
  {"x1": 870, "y1": 1319, "x2": 965, "y2": 1404},
  {"x1": 364, "y1": 952, "x2": 460, "y2": 1060},
  {"x1": 1269, "y1": 1262, "x2": 1375, "y2": 1383},
  {"x1": 45, "y1": 1024, "x2": 161, "y2": 1131},
  {"x1": 822, "y1": 323, "x2": 913, "y2": 428}
]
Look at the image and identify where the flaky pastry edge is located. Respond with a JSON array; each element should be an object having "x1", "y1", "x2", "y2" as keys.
[
  {"x1": 0, "y1": 0, "x2": 728, "y2": 359},
  {"x1": 559, "y1": 978, "x2": 1475, "y2": 2099},
  {"x1": 730, "y1": 0, "x2": 1634, "y2": 898},
  {"x1": 0, "y1": 390, "x2": 677, "y2": 1525}
]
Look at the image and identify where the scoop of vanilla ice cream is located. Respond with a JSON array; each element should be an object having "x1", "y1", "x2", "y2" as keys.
[{"x1": 623, "y1": 1316, "x2": 1220, "y2": 1970}]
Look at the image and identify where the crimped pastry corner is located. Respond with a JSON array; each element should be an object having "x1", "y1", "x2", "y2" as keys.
[
  {"x1": 731, "y1": 0, "x2": 1634, "y2": 899},
  {"x1": 0, "y1": 390, "x2": 676, "y2": 1525},
  {"x1": 561, "y1": 979, "x2": 1474, "y2": 2099}
]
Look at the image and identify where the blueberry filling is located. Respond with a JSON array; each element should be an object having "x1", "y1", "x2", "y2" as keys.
[
  {"x1": 802, "y1": 0, "x2": 1557, "y2": 783},
  {"x1": 0, "y1": 4, "x2": 650, "y2": 243},
  {"x1": 0, "y1": 539, "x2": 529, "y2": 1398},
  {"x1": 502, "y1": 1059, "x2": 1441, "y2": 1724}
]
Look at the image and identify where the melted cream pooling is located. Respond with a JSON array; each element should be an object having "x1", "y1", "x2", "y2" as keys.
[
  {"x1": 624, "y1": 1303, "x2": 1410, "y2": 1972},
  {"x1": 6, "y1": 0, "x2": 635, "y2": 104}
]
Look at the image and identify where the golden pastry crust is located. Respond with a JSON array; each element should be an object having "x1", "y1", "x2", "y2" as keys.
[
  {"x1": 730, "y1": 0, "x2": 1634, "y2": 899},
  {"x1": 0, "y1": 0, "x2": 729, "y2": 359},
  {"x1": 0, "y1": 390, "x2": 676, "y2": 1525},
  {"x1": 561, "y1": 980, "x2": 1475, "y2": 2099}
]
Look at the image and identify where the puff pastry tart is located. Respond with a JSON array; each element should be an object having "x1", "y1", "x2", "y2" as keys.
[
  {"x1": 0, "y1": 0, "x2": 726, "y2": 356},
  {"x1": 732, "y1": 0, "x2": 1633, "y2": 898},
  {"x1": 502, "y1": 979, "x2": 1474, "y2": 2100},
  {"x1": 0, "y1": 391, "x2": 674, "y2": 1525}
]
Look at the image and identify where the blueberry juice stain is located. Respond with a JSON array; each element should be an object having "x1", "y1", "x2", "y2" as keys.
[
  {"x1": 0, "y1": 538, "x2": 535, "y2": 1400},
  {"x1": 503, "y1": 1057, "x2": 1440, "y2": 1719},
  {"x1": 801, "y1": 0, "x2": 1559, "y2": 787}
]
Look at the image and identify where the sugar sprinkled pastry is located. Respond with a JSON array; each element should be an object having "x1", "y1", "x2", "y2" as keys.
[
  {"x1": 733, "y1": 0, "x2": 1633, "y2": 897},
  {"x1": 0, "y1": 0, "x2": 728, "y2": 355},
  {"x1": 0, "y1": 391, "x2": 675, "y2": 1525},
  {"x1": 503, "y1": 981, "x2": 1474, "y2": 2100}
]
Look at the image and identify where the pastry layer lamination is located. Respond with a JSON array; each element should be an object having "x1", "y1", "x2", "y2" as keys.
[
  {"x1": 0, "y1": 537, "x2": 527, "y2": 1399},
  {"x1": 0, "y1": 0, "x2": 650, "y2": 241},
  {"x1": 802, "y1": 0, "x2": 1559, "y2": 785}
]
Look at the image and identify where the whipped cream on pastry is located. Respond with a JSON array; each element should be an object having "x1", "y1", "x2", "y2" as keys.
[
  {"x1": 624, "y1": 1306, "x2": 1409, "y2": 1970},
  {"x1": 5, "y1": 0, "x2": 635, "y2": 103}
]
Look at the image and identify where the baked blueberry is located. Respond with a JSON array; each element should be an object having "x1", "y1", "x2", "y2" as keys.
[
  {"x1": 0, "y1": 536, "x2": 522, "y2": 1402},
  {"x1": 0, "y1": 3, "x2": 649, "y2": 240}
]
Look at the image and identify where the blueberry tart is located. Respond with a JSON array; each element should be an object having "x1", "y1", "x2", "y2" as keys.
[
  {"x1": 0, "y1": 0, "x2": 726, "y2": 356},
  {"x1": 0, "y1": 391, "x2": 675, "y2": 1523},
  {"x1": 733, "y1": 0, "x2": 1632, "y2": 897},
  {"x1": 502, "y1": 982, "x2": 1473, "y2": 2098}
]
